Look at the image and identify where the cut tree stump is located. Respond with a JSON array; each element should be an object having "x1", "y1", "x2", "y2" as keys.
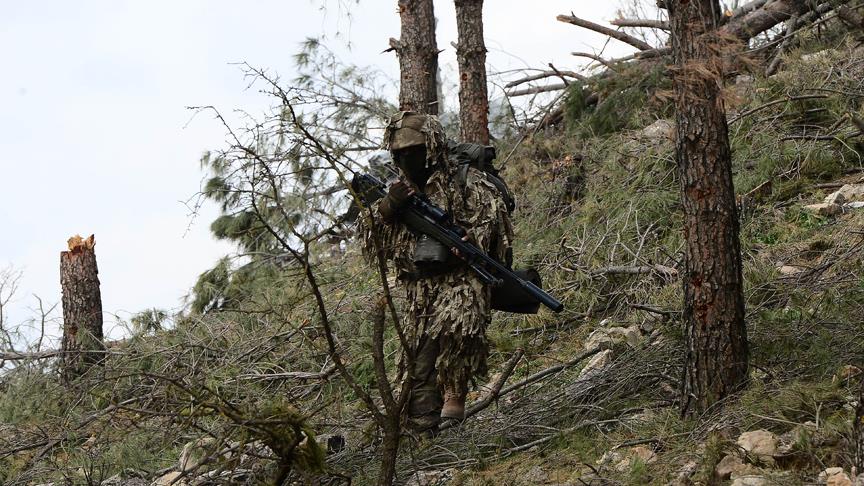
[{"x1": 60, "y1": 234, "x2": 105, "y2": 384}]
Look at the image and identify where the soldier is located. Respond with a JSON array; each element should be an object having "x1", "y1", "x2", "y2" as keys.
[{"x1": 361, "y1": 111, "x2": 513, "y2": 434}]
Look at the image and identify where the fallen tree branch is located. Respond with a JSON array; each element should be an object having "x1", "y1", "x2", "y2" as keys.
[
  {"x1": 439, "y1": 347, "x2": 601, "y2": 432},
  {"x1": 610, "y1": 18, "x2": 669, "y2": 30},
  {"x1": 498, "y1": 347, "x2": 603, "y2": 398},
  {"x1": 0, "y1": 349, "x2": 61, "y2": 361},
  {"x1": 505, "y1": 417, "x2": 626, "y2": 454},
  {"x1": 557, "y1": 14, "x2": 654, "y2": 51},
  {"x1": 571, "y1": 51, "x2": 617, "y2": 70},
  {"x1": 591, "y1": 264, "x2": 678, "y2": 280},
  {"x1": 464, "y1": 349, "x2": 524, "y2": 418},
  {"x1": 722, "y1": 0, "x2": 815, "y2": 41},
  {"x1": 837, "y1": 5, "x2": 864, "y2": 32},
  {"x1": 506, "y1": 83, "x2": 568, "y2": 97},
  {"x1": 505, "y1": 70, "x2": 585, "y2": 89},
  {"x1": 728, "y1": 94, "x2": 829, "y2": 124},
  {"x1": 629, "y1": 303, "x2": 679, "y2": 317},
  {"x1": 729, "y1": 0, "x2": 770, "y2": 20},
  {"x1": 766, "y1": 14, "x2": 800, "y2": 76},
  {"x1": 234, "y1": 364, "x2": 338, "y2": 382}
]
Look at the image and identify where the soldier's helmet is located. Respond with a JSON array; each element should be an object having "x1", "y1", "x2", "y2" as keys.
[{"x1": 385, "y1": 111, "x2": 428, "y2": 151}]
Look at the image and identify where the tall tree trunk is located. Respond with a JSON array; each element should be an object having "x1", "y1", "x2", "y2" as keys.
[
  {"x1": 668, "y1": 0, "x2": 749, "y2": 415},
  {"x1": 396, "y1": 0, "x2": 439, "y2": 115},
  {"x1": 455, "y1": 0, "x2": 490, "y2": 144},
  {"x1": 60, "y1": 234, "x2": 105, "y2": 383}
]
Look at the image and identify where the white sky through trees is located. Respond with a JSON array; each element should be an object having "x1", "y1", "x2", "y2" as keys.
[{"x1": 1, "y1": 1, "x2": 637, "y2": 343}]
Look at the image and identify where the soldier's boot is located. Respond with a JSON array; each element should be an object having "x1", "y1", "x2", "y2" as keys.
[{"x1": 441, "y1": 384, "x2": 467, "y2": 421}]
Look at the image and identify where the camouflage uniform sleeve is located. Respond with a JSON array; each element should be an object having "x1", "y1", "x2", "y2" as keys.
[
  {"x1": 357, "y1": 199, "x2": 417, "y2": 274},
  {"x1": 453, "y1": 169, "x2": 513, "y2": 265}
]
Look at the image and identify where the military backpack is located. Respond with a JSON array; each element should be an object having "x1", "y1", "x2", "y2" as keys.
[{"x1": 447, "y1": 140, "x2": 516, "y2": 214}]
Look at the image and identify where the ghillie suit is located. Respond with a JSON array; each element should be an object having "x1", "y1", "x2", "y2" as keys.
[{"x1": 360, "y1": 112, "x2": 513, "y2": 430}]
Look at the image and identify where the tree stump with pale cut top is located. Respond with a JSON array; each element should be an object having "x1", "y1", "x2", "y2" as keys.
[{"x1": 60, "y1": 234, "x2": 104, "y2": 384}]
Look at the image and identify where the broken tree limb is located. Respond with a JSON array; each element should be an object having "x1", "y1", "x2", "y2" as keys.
[
  {"x1": 766, "y1": 14, "x2": 800, "y2": 76},
  {"x1": 591, "y1": 264, "x2": 678, "y2": 280},
  {"x1": 728, "y1": 94, "x2": 829, "y2": 124},
  {"x1": 439, "y1": 347, "x2": 601, "y2": 431},
  {"x1": 606, "y1": 47, "x2": 673, "y2": 63},
  {"x1": 837, "y1": 5, "x2": 864, "y2": 33},
  {"x1": 610, "y1": 18, "x2": 670, "y2": 30},
  {"x1": 729, "y1": 0, "x2": 770, "y2": 20},
  {"x1": 629, "y1": 303, "x2": 679, "y2": 317},
  {"x1": 497, "y1": 347, "x2": 602, "y2": 398},
  {"x1": 721, "y1": 0, "x2": 813, "y2": 41},
  {"x1": 465, "y1": 349, "x2": 524, "y2": 417},
  {"x1": 505, "y1": 70, "x2": 585, "y2": 89},
  {"x1": 234, "y1": 364, "x2": 338, "y2": 382},
  {"x1": 571, "y1": 52, "x2": 617, "y2": 70},
  {"x1": 0, "y1": 349, "x2": 62, "y2": 361},
  {"x1": 438, "y1": 348, "x2": 525, "y2": 431},
  {"x1": 557, "y1": 14, "x2": 654, "y2": 51},
  {"x1": 506, "y1": 82, "x2": 568, "y2": 97}
]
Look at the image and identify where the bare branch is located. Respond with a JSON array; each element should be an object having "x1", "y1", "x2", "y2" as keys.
[
  {"x1": 506, "y1": 83, "x2": 569, "y2": 97},
  {"x1": 557, "y1": 14, "x2": 654, "y2": 51},
  {"x1": 505, "y1": 70, "x2": 585, "y2": 89},
  {"x1": 610, "y1": 18, "x2": 670, "y2": 30}
]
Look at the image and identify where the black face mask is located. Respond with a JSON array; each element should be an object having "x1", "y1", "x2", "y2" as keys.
[{"x1": 393, "y1": 145, "x2": 430, "y2": 188}]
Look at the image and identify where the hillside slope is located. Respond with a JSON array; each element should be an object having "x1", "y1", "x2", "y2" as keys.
[{"x1": 2, "y1": 37, "x2": 864, "y2": 486}]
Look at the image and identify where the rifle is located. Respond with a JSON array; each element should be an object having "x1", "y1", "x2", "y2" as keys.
[{"x1": 352, "y1": 172, "x2": 564, "y2": 313}]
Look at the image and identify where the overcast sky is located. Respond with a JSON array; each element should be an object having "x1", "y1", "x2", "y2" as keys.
[{"x1": 0, "y1": 1, "x2": 639, "y2": 343}]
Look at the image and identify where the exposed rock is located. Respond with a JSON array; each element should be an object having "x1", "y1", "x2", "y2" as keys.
[
  {"x1": 737, "y1": 430, "x2": 778, "y2": 464},
  {"x1": 522, "y1": 465, "x2": 549, "y2": 483},
  {"x1": 826, "y1": 184, "x2": 864, "y2": 204},
  {"x1": 638, "y1": 119, "x2": 675, "y2": 142},
  {"x1": 736, "y1": 75, "x2": 754, "y2": 85},
  {"x1": 628, "y1": 445, "x2": 657, "y2": 464},
  {"x1": 825, "y1": 191, "x2": 846, "y2": 205},
  {"x1": 730, "y1": 475, "x2": 768, "y2": 486},
  {"x1": 578, "y1": 349, "x2": 613, "y2": 378},
  {"x1": 405, "y1": 468, "x2": 454, "y2": 486},
  {"x1": 584, "y1": 326, "x2": 642, "y2": 351},
  {"x1": 832, "y1": 365, "x2": 862, "y2": 385},
  {"x1": 597, "y1": 449, "x2": 623, "y2": 466},
  {"x1": 150, "y1": 472, "x2": 184, "y2": 486},
  {"x1": 801, "y1": 49, "x2": 833, "y2": 63},
  {"x1": 778, "y1": 265, "x2": 802, "y2": 276},
  {"x1": 804, "y1": 203, "x2": 842, "y2": 217},
  {"x1": 102, "y1": 471, "x2": 148, "y2": 486},
  {"x1": 777, "y1": 421, "x2": 817, "y2": 455},
  {"x1": 820, "y1": 467, "x2": 853, "y2": 486},
  {"x1": 846, "y1": 201, "x2": 864, "y2": 210},
  {"x1": 716, "y1": 454, "x2": 747, "y2": 480},
  {"x1": 179, "y1": 437, "x2": 222, "y2": 472},
  {"x1": 669, "y1": 460, "x2": 698, "y2": 486},
  {"x1": 612, "y1": 446, "x2": 657, "y2": 472}
]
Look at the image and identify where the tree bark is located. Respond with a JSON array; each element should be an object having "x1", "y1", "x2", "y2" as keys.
[
  {"x1": 60, "y1": 234, "x2": 105, "y2": 383},
  {"x1": 396, "y1": 0, "x2": 439, "y2": 115},
  {"x1": 455, "y1": 0, "x2": 490, "y2": 144},
  {"x1": 721, "y1": 0, "x2": 809, "y2": 41},
  {"x1": 668, "y1": 0, "x2": 749, "y2": 415},
  {"x1": 377, "y1": 421, "x2": 401, "y2": 486}
]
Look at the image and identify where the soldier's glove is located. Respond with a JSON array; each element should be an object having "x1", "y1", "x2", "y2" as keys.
[{"x1": 379, "y1": 180, "x2": 415, "y2": 221}]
